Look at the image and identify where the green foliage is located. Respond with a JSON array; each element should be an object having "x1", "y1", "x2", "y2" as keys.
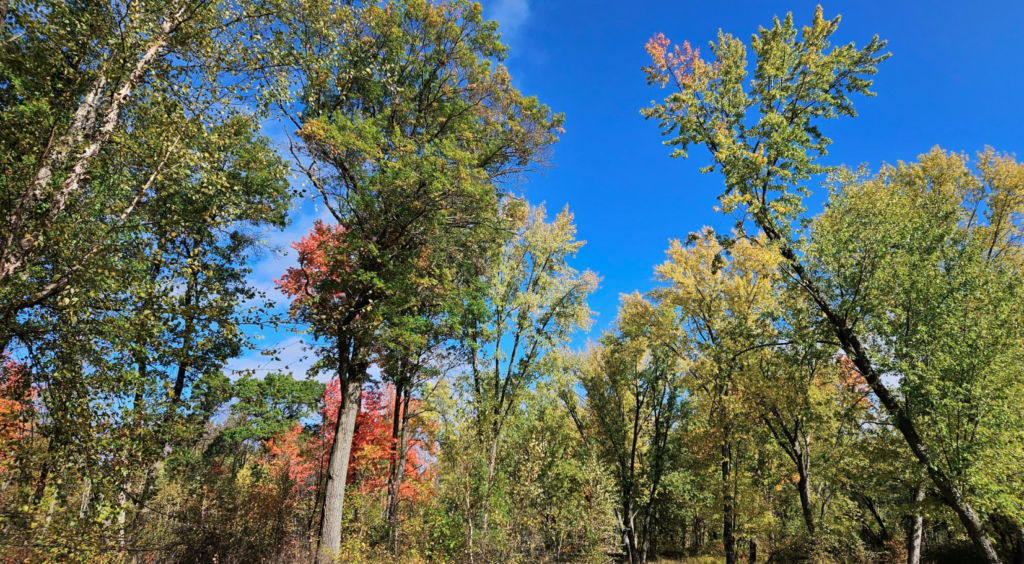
[
  {"x1": 643, "y1": 5, "x2": 1024, "y2": 563},
  {"x1": 642, "y1": 5, "x2": 888, "y2": 236},
  {"x1": 220, "y1": 372, "x2": 325, "y2": 444},
  {"x1": 811, "y1": 148, "x2": 1024, "y2": 525}
]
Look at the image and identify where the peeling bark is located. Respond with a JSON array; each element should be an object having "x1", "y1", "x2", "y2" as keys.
[{"x1": 1, "y1": 2, "x2": 186, "y2": 284}]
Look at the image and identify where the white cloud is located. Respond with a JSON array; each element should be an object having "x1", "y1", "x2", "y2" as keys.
[
  {"x1": 225, "y1": 334, "x2": 383, "y2": 385},
  {"x1": 225, "y1": 335, "x2": 319, "y2": 380},
  {"x1": 245, "y1": 197, "x2": 334, "y2": 309},
  {"x1": 231, "y1": 119, "x2": 393, "y2": 386},
  {"x1": 488, "y1": 0, "x2": 530, "y2": 38},
  {"x1": 232, "y1": 191, "x2": 336, "y2": 382}
]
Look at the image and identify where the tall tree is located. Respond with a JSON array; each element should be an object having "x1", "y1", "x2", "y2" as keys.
[
  {"x1": 643, "y1": 8, "x2": 1022, "y2": 562},
  {"x1": 811, "y1": 149, "x2": 1024, "y2": 560},
  {"x1": 376, "y1": 320, "x2": 453, "y2": 554},
  {"x1": 274, "y1": 3, "x2": 562, "y2": 559},
  {"x1": 572, "y1": 294, "x2": 683, "y2": 564},
  {"x1": 1, "y1": 112, "x2": 289, "y2": 556},
  {"x1": 463, "y1": 203, "x2": 598, "y2": 556},
  {"x1": 0, "y1": 0, "x2": 278, "y2": 352},
  {"x1": 652, "y1": 229, "x2": 782, "y2": 564}
]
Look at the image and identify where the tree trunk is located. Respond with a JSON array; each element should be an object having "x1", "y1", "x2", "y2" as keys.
[
  {"x1": 386, "y1": 381, "x2": 405, "y2": 519},
  {"x1": 31, "y1": 459, "x2": 48, "y2": 505},
  {"x1": 691, "y1": 515, "x2": 700, "y2": 552},
  {"x1": 723, "y1": 433, "x2": 736, "y2": 564},
  {"x1": 749, "y1": 537, "x2": 758, "y2": 563},
  {"x1": 764, "y1": 413, "x2": 815, "y2": 535},
  {"x1": 79, "y1": 476, "x2": 92, "y2": 519},
  {"x1": 118, "y1": 489, "x2": 128, "y2": 548},
  {"x1": 619, "y1": 503, "x2": 638, "y2": 564},
  {"x1": 639, "y1": 507, "x2": 653, "y2": 564},
  {"x1": 796, "y1": 455, "x2": 815, "y2": 536},
  {"x1": 1013, "y1": 523, "x2": 1024, "y2": 564},
  {"x1": 863, "y1": 493, "x2": 890, "y2": 542},
  {"x1": 1, "y1": 3, "x2": 185, "y2": 284},
  {"x1": 41, "y1": 493, "x2": 56, "y2": 534},
  {"x1": 681, "y1": 516, "x2": 688, "y2": 554},
  {"x1": 481, "y1": 431, "x2": 500, "y2": 554},
  {"x1": 0, "y1": 0, "x2": 9, "y2": 35},
  {"x1": 315, "y1": 344, "x2": 365, "y2": 564},
  {"x1": 386, "y1": 386, "x2": 411, "y2": 554},
  {"x1": 907, "y1": 483, "x2": 925, "y2": 564},
  {"x1": 171, "y1": 274, "x2": 196, "y2": 404}
]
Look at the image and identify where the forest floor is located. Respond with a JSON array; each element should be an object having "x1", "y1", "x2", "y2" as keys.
[{"x1": 651, "y1": 557, "x2": 723, "y2": 564}]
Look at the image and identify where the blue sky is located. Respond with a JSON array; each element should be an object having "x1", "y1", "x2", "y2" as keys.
[{"x1": 227, "y1": 0, "x2": 1024, "y2": 380}]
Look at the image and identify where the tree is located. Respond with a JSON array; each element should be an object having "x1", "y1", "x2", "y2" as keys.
[
  {"x1": 273, "y1": 2, "x2": 563, "y2": 559},
  {"x1": 462, "y1": 203, "x2": 598, "y2": 557},
  {"x1": 746, "y1": 298, "x2": 875, "y2": 540},
  {"x1": 651, "y1": 228, "x2": 782, "y2": 564},
  {"x1": 0, "y1": 0, "x2": 280, "y2": 353},
  {"x1": 0, "y1": 61, "x2": 289, "y2": 558},
  {"x1": 157, "y1": 372, "x2": 324, "y2": 562},
  {"x1": 500, "y1": 371, "x2": 616, "y2": 562},
  {"x1": 30, "y1": 113, "x2": 287, "y2": 522},
  {"x1": 572, "y1": 294, "x2": 683, "y2": 564},
  {"x1": 223, "y1": 372, "x2": 325, "y2": 444},
  {"x1": 642, "y1": 8, "x2": 1016, "y2": 562},
  {"x1": 0, "y1": 5, "x2": 293, "y2": 553},
  {"x1": 375, "y1": 327, "x2": 453, "y2": 553},
  {"x1": 811, "y1": 149, "x2": 1024, "y2": 560}
]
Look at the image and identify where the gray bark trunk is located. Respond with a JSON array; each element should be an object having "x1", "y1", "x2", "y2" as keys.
[
  {"x1": 680, "y1": 516, "x2": 687, "y2": 553},
  {"x1": 907, "y1": 483, "x2": 925, "y2": 564},
  {"x1": 639, "y1": 508, "x2": 652, "y2": 564},
  {"x1": 621, "y1": 503, "x2": 638, "y2": 564},
  {"x1": 118, "y1": 489, "x2": 128, "y2": 548},
  {"x1": 481, "y1": 433, "x2": 499, "y2": 555},
  {"x1": 315, "y1": 359, "x2": 365, "y2": 564},
  {"x1": 0, "y1": 0, "x2": 9, "y2": 34},
  {"x1": 79, "y1": 476, "x2": 91, "y2": 519},
  {"x1": 386, "y1": 387, "x2": 411, "y2": 553}
]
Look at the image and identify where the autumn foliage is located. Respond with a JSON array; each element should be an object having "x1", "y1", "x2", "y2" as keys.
[
  {"x1": 5, "y1": 3, "x2": 1024, "y2": 564},
  {"x1": 837, "y1": 354, "x2": 873, "y2": 408},
  {"x1": 276, "y1": 220, "x2": 352, "y2": 326},
  {"x1": 0, "y1": 358, "x2": 32, "y2": 474},
  {"x1": 644, "y1": 33, "x2": 705, "y2": 87},
  {"x1": 318, "y1": 379, "x2": 434, "y2": 501}
]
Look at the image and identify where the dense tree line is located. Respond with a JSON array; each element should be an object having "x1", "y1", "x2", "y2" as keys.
[{"x1": 1, "y1": 2, "x2": 1022, "y2": 563}]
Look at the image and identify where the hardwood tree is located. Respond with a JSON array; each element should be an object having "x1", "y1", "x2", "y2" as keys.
[
  {"x1": 272, "y1": 3, "x2": 563, "y2": 559},
  {"x1": 572, "y1": 294, "x2": 683, "y2": 564},
  {"x1": 462, "y1": 203, "x2": 598, "y2": 557},
  {"x1": 0, "y1": 0, "x2": 281, "y2": 352},
  {"x1": 642, "y1": 8, "x2": 1019, "y2": 562}
]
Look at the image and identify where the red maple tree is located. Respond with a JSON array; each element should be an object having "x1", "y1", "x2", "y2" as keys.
[
  {"x1": 275, "y1": 220, "x2": 353, "y2": 329},
  {"x1": 0, "y1": 358, "x2": 33, "y2": 474},
  {"x1": 317, "y1": 379, "x2": 434, "y2": 501}
]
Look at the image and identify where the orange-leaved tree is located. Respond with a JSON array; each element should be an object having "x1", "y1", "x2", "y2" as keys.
[
  {"x1": 317, "y1": 381, "x2": 434, "y2": 501},
  {"x1": 0, "y1": 358, "x2": 32, "y2": 475}
]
